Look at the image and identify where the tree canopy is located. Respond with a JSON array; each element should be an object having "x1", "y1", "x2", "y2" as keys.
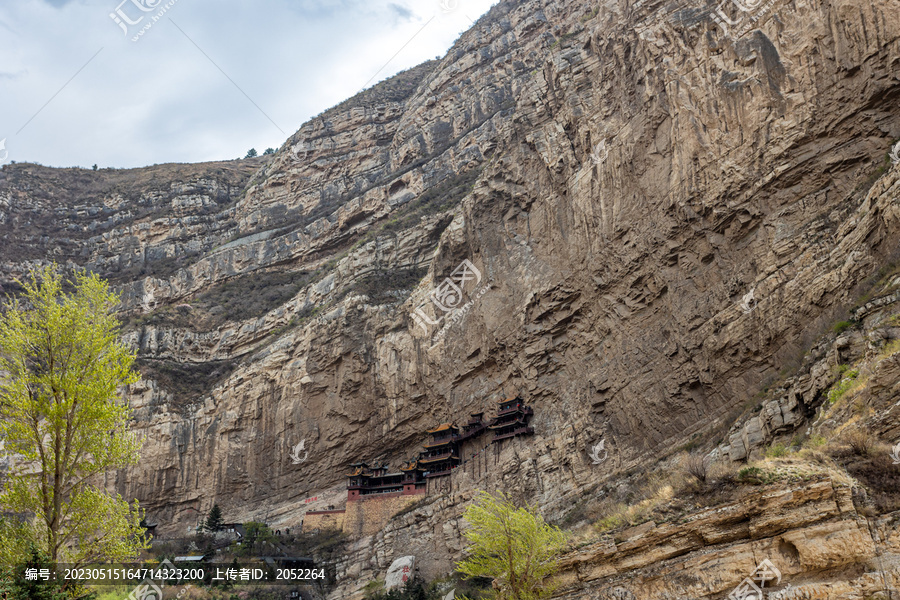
[
  {"x1": 0, "y1": 267, "x2": 148, "y2": 566},
  {"x1": 238, "y1": 522, "x2": 275, "y2": 556},
  {"x1": 204, "y1": 504, "x2": 224, "y2": 532},
  {"x1": 456, "y1": 491, "x2": 567, "y2": 600}
]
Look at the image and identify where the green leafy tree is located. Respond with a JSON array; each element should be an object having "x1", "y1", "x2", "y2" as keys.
[
  {"x1": 239, "y1": 521, "x2": 274, "y2": 556},
  {"x1": 456, "y1": 491, "x2": 568, "y2": 600},
  {"x1": 203, "y1": 504, "x2": 224, "y2": 533},
  {"x1": 245, "y1": 148, "x2": 258, "y2": 158},
  {"x1": 0, "y1": 267, "x2": 148, "y2": 566},
  {"x1": 1, "y1": 546, "x2": 68, "y2": 600},
  {"x1": 262, "y1": 147, "x2": 275, "y2": 155},
  {"x1": 0, "y1": 566, "x2": 11, "y2": 599},
  {"x1": 0, "y1": 517, "x2": 32, "y2": 567}
]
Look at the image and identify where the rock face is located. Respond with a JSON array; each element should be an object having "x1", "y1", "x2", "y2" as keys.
[
  {"x1": 553, "y1": 478, "x2": 884, "y2": 600},
  {"x1": 0, "y1": 160, "x2": 264, "y2": 285},
  {"x1": 2, "y1": 0, "x2": 900, "y2": 597}
]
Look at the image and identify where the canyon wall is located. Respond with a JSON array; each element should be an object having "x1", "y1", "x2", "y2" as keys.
[{"x1": 1, "y1": 0, "x2": 900, "y2": 596}]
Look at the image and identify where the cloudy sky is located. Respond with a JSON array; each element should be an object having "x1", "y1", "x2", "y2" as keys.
[{"x1": 0, "y1": 0, "x2": 498, "y2": 169}]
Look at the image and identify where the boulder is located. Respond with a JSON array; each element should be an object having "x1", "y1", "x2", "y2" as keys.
[{"x1": 384, "y1": 555, "x2": 415, "y2": 591}]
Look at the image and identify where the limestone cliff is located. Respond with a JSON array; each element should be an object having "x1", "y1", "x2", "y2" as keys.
[{"x1": 1, "y1": 0, "x2": 900, "y2": 597}]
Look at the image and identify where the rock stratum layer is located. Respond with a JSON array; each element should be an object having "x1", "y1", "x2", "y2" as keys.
[{"x1": 2, "y1": 0, "x2": 900, "y2": 597}]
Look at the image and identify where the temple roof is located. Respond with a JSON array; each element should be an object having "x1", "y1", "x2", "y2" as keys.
[{"x1": 426, "y1": 423, "x2": 458, "y2": 433}]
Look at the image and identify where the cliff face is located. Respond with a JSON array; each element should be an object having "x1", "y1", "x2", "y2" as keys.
[
  {"x1": 321, "y1": 266, "x2": 900, "y2": 599},
  {"x1": 553, "y1": 478, "x2": 886, "y2": 600},
  {"x1": 0, "y1": 160, "x2": 265, "y2": 285},
  {"x1": 1, "y1": 0, "x2": 900, "y2": 596}
]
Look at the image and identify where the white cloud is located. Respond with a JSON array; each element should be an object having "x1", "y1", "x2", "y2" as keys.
[{"x1": 0, "y1": 0, "x2": 497, "y2": 168}]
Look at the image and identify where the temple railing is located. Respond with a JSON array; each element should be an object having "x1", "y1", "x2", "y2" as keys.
[{"x1": 492, "y1": 426, "x2": 535, "y2": 442}]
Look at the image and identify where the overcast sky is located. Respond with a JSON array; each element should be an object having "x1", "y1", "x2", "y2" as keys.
[{"x1": 0, "y1": 0, "x2": 498, "y2": 169}]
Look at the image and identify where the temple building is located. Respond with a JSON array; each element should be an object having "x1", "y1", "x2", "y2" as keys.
[
  {"x1": 419, "y1": 423, "x2": 461, "y2": 478},
  {"x1": 457, "y1": 412, "x2": 486, "y2": 442},
  {"x1": 488, "y1": 396, "x2": 534, "y2": 442},
  {"x1": 345, "y1": 396, "x2": 535, "y2": 500},
  {"x1": 400, "y1": 458, "x2": 425, "y2": 493},
  {"x1": 346, "y1": 462, "x2": 419, "y2": 501}
]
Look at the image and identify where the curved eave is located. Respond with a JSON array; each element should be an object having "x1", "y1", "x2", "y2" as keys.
[{"x1": 425, "y1": 423, "x2": 459, "y2": 434}]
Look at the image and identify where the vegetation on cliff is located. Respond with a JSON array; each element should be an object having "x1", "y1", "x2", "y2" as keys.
[
  {"x1": 456, "y1": 492, "x2": 567, "y2": 600},
  {"x1": 0, "y1": 267, "x2": 148, "y2": 568}
]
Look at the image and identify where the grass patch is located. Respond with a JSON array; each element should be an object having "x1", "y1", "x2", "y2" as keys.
[
  {"x1": 878, "y1": 339, "x2": 900, "y2": 359},
  {"x1": 844, "y1": 429, "x2": 874, "y2": 456},
  {"x1": 736, "y1": 466, "x2": 770, "y2": 484},
  {"x1": 740, "y1": 450, "x2": 857, "y2": 488},
  {"x1": 566, "y1": 457, "x2": 742, "y2": 538},
  {"x1": 550, "y1": 30, "x2": 581, "y2": 48},
  {"x1": 594, "y1": 503, "x2": 629, "y2": 531},
  {"x1": 833, "y1": 320, "x2": 855, "y2": 334},
  {"x1": 803, "y1": 435, "x2": 827, "y2": 449},
  {"x1": 592, "y1": 479, "x2": 677, "y2": 533},
  {"x1": 675, "y1": 435, "x2": 702, "y2": 453},
  {"x1": 788, "y1": 434, "x2": 806, "y2": 449},
  {"x1": 765, "y1": 443, "x2": 789, "y2": 458},
  {"x1": 269, "y1": 304, "x2": 326, "y2": 339},
  {"x1": 827, "y1": 369, "x2": 860, "y2": 404},
  {"x1": 363, "y1": 580, "x2": 385, "y2": 599}
]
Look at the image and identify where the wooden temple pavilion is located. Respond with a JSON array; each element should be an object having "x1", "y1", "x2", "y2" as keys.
[
  {"x1": 346, "y1": 397, "x2": 535, "y2": 499},
  {"x1": 457, "y1": 412, "x2": 487, "y2": 442},
  {"x1": 489, "y1": 396, "x2": 534, "y2": 442},
  {"x1": 419, "y1": 423, "x2": 462, "y2": 478},
  {"x1": 400, "y1": 458, "x2": 425, "y2": 489},
  {"x1": 346, "y1": 462, "x2": 424, "y2": 501}
]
